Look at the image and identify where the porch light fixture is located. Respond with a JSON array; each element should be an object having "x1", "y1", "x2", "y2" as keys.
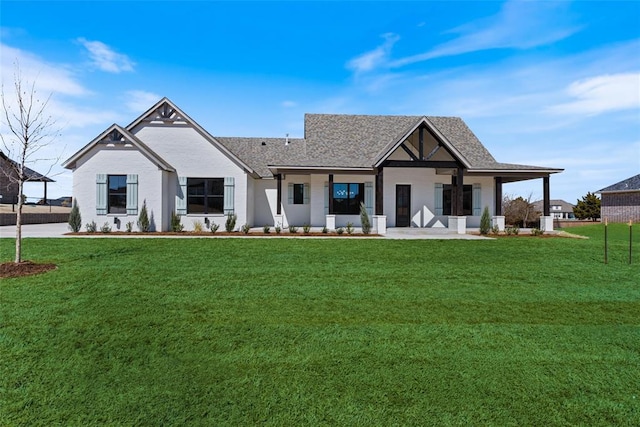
[{"x1": 113, "y1": 217, "x2": 119, "y2": 225}]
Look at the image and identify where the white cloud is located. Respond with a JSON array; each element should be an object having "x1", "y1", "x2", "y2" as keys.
[
  {"x1": 391, "y1": 1, "x2": 580, "y2": 68},
  {"x1": 281, "y1": 100, "x2": 297, "y2": 108},
  {"x1": 1, "y1": 43, "x2": 89, "y2": 96},
  {"x1": 77, "y1": 38, "x2": 134, "y2": 73},
  {"x1": 124, "y1": 90, "x2": 161, "y2": 113},
  {"x1": 346, "y1": 33, "x2": 399, "y2": 74},
  {"x1": 547, "y1": 72, "x2": 640, "y2": 116}
]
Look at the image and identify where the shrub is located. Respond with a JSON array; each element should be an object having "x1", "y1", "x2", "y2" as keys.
[
  {"x1": 171, "y1": 212, "x2": 184, "y2": 232},
  {"x1": 192, "y1": 220, "x2": 204, "y2": 232},
  {"x1": 289, "y1": 225, "x2": 298, "y2": 234},
  {"x1": 506, "y1": 226, "x2": 520, "y2": 235},
  {"x1": 210, "y1": 223, "x2": 220, "y2": 233},
  {"x1": 336, "y1": 227, "x2": 344, "y2": 235},
  {"x1": 241, "y1": 223, "x2": 250, "y2": 234},
  {"x1": 125, "y1": 221, "x2": 134, "y2": 233},
  {"x1": 86, "y1": 221, "x2": 97, "y2": 233},
  {"x1": 359, "y1": 202, "x2": 371, "y2": 235},
  {"x1": 137, "y1": 200, "x2": 150, "y2": 232},
  {"x1": 100, "y1": 222, "x2": 112, "y2": 233},
  {"x1": 225, "y1": 213, "x2": 237, "y2": 232},
  {"x1": 303, "y1": 224, "x2": 311, "y2": 234},
  {"x1": 68, "y1": 200, "x2": 82, "y2": 232},
  {"x1": 346, "y1": 222, "x2": 354, "y2": 235},
  {"x1": 263, "y1": 225, "x2": 271, "y2": 234},
  {"x1": 480, "y1": 206, "x2": 491, "y2": 235},
  {"x1": 531, "y1": 227, "x2": 543, "y2": 236},
  {"x1": 321, "y1": 226, "x2": 328, "y2": 234},
  {"x1": 275, "y1": 224, "x2": 282, "y2": 234},
  {"x1": 491, "y1": 224, "x2": 500, "y2": 235}
]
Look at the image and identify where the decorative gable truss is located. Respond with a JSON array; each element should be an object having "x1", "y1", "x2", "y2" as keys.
[{"x1": 140, "y1": 102, "x2": 188, "y2": 125}]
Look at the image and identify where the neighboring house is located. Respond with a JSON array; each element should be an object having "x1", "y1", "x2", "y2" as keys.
[
  {"x1": 532, "y1": 199, "x2": 575, "y2": 219},
  {"x1": 1, "y1": 150, "x2": 55, "y2": 204},
  {"x1": 597, "y1": 174, "x2": 640, "y2": 223},
  {"x1": 62, "y1": 98, "x2": 563, "y2": 233}
]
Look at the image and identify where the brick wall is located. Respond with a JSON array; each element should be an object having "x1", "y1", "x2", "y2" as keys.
[{"x1": 602, "y1": 192, "x2": 640, "y2": 223}]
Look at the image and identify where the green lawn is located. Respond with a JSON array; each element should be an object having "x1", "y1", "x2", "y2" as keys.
[{"x1": 1, "y1": 224, "x2": 639, "y2": 426}]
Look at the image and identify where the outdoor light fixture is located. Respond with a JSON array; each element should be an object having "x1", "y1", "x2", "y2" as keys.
[
  {"x1": 204, "y1": 217, "x2": 210, "y2": 226},
  {"x1": 113, "y1": 217, "x2": 119, "y2": 225}
]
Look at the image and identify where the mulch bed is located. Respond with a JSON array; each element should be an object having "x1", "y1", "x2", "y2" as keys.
[
  {"x1": 66, "y1": 232, "x2": 380, "y2": 237},
  {"x1": 0, "y1": 261, "x2": 57, "y2": 279}
]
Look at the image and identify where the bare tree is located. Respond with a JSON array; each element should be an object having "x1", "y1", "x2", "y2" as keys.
[
  {"x1": 503, "y1": 193, "x2": 538, "y2": 227},
  {"x1": 1, "y1": 64, "x2": 60, "y2": 263}
]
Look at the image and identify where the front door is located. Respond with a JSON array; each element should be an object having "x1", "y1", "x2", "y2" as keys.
[{"x1": 396, "y1": 185, "x2": 411, "y2": 227}]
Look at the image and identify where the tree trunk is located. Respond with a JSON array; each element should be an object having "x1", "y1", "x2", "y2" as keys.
[{"x1": 15, "y1": 179, "x2": 23, "y2": 263}]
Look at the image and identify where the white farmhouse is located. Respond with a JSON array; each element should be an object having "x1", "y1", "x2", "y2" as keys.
[{"x1": 63, "y1": 98, "x2": 562, "y2": 233}]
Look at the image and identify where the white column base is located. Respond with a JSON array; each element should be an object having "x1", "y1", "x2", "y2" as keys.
[
  {"x1": 492, "y1": 216, "x2": 505, "y2": 232},
  {"x1": 372, "y1": 215, "x2": 387, "y2": 235},
  {"x1": 540, "y1": 215, "x2": 553, "y2": 232},
  {"x1": 325, "y1": 214, "x2": 336, "y2": 231},
  {"x1": 274, "y1": 214, "x2": 284, "y2": 229},
  {"x1": 448, "y1": 216, "x2": 467, "y2": 234}
]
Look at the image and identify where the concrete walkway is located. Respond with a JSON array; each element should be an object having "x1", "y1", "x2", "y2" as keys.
[
  {"x1": 0, "y1": 223, "x2": 492, "y2": 240},
  {"x1": 0, "y1": 222, "x2": 72, "y2": 238}
]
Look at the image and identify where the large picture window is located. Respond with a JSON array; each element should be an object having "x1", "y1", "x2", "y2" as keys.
[
  {"x1": 187, "y1": 178, "x2": 224, "y2": 214},
  {"x1": 443, "y1": 184, "x2": 472, "y2": 216},
  {"x1": 333, "y1": 183, "x2": 364, "y2": 214},
  {"x1": 108, "y1": 175, "x2": 127, "y2": 214}
]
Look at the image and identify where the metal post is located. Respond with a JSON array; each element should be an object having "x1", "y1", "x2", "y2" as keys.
[
  {"x1": 629, "y1": 220, "x2": 633, "y2": 265},
  {"x1": 604, "y1": 217, "x2": 608, "y2": 264}
]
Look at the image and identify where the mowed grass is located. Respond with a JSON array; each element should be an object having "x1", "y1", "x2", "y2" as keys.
[{"x1": 1, "y1": 224, "x2": 639, "y2": 426}]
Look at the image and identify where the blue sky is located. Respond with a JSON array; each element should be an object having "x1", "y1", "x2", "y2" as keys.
[{"x1": 1, "y1": 0, "x2": 639, "y2": 203}]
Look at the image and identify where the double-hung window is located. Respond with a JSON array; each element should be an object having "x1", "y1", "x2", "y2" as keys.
[
  {"x1": 187, "y1": 178, "x2": 224, "y2": 214},
  {"x1": 333, "y1": 183, "x2": 364, "y2": 214}
]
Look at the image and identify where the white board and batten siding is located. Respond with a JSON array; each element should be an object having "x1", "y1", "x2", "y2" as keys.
[{"x1": 132, "y1": 125, "x2": 249, "y2": 231}]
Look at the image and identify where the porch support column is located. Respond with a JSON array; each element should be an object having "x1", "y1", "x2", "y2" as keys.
[
  {"x1": 328, "y1": 174, "x2": 334, "y2": 215},
  {"x1": 543, "y1": 176, "x2": 550, "y2": 216},
  {"x1": 44, "y1": 182, "x2": 48, "y2": 204},
  {"x1": 375, "y1": 167, "x2": 383, "y2": 215},
  {"x1": 418, "y1": 126, "x2": 424, "y2": 160},
  {"x1": 494, "y1": 177, "x2": 502, "y2": 216},
  {"x1": 276, "y1": 174, "x2": 282, "y2": 215},
  {"x1": 455, "y1": 167, "x2": 464, "y2": 216},
  {"x1": 492, "y1": 176, "x2": 505, "y2": 232},
  {"x1": 540, "y1": 175, "x2": 553, "y2": 232},
  {"x1": 373, "y1": 167, "x2": 386, "y2": 234},
  {"x1": 448, "y1": 168, "x2": 466, "y2": 234}
]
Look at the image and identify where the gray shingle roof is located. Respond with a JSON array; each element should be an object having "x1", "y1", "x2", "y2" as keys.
[
  {"x1": 215, "y1": 137, "x2": 307, "y2": 178},
  {"x1": 217, "y1": 114, "x2": 560, "y2": 178},
  {"x1": 598, "y1": 174, "x2": 640, "y2": 192}
]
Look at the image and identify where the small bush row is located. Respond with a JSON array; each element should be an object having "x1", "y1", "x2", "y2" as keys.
[{"x1": 74, "y1": 206, "x2": 374, "y2": 235}]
